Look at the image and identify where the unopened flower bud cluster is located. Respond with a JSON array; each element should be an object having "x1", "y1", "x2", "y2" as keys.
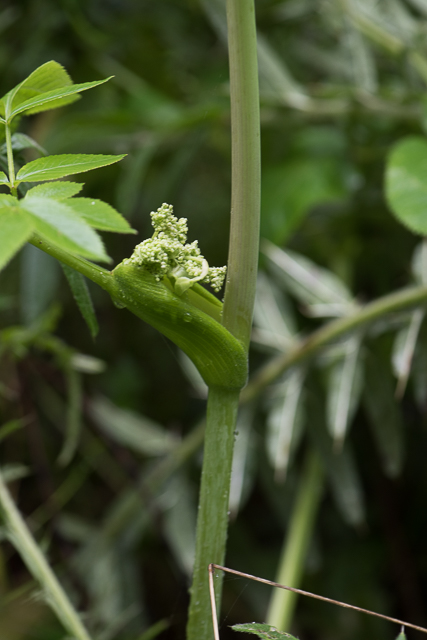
[{"x1": 124, "y1": 203, "x2": 227, "y2": 293}]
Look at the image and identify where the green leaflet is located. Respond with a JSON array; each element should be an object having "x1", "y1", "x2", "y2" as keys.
[
  {"x1": 0, "y1": 58, "x2": 111, "y2": 122},
  {"x1": 6, "y1": 133, "x2": 47, "y2": 155},
  {"x1": 20, "y1": 195, "x2": 110, "y2": 263},
  {"x1": 232, "y1": 623, "x2": 298, "y2": 640},
  {"x1": 16, "y1": 153, "x2": 125, "y2": 184},
  {"x1": 8, "y1": 79, "x2": 111, "y2": 120},
  {"x1": 62, "y1": 264, "x2": 99, "y2": 338},
  {"x1": 27, "y1": 182, "x2": 135, "y2": 234},
  {"x1": 27, "y1": 181, "x2": 84, "y2": 199},
  {"x1": 112, "y1": 262, "x2": 248, "y2": 389},
  {"x1": 66, "y1": 198, "x2": 136, "y2": 233},
  {"x1": 0, "y1": 60, "x2": 74, "y2": 120}
]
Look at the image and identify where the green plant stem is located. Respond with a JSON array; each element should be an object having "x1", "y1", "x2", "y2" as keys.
[
  {"x1": 29, "y1": 232, "x2": 117, "y2": 292},
  {"x1": 243, "y1": 284, "x2": 427, "y2": 402},
  {"x1": 222, "y1": 0, "x2": 260, "y2": 350},
  {"x1": 266, "y1": 450, "x2": 324, "y2": 631},
  {"x1": 0, "y1": 470, "x2": 93, "y2": 640},
  {"x1": 187, "y1": 2, "x2": 260, "y2": 638},
  {"x1": 186, "y1": 386, "x2": 240, "y2": 640}
]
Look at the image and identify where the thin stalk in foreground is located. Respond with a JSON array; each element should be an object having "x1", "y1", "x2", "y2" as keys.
[
  {"x1": 0, "y1": 470, "x2": 93, "y2": 640},
  {"x1": 209, "y1": 564, "x2": 427, "y2": 636},
  {"x1": 266, "y1": 451, "x2": 324, "y2": 631},
  {"x1": 186, "y1": 387, "x2": 240, "y2": 640}
]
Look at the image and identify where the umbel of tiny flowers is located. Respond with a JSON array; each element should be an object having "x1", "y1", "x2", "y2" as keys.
[{"x1": 123, "y1": 203, "x2": 227, "y2": 295}]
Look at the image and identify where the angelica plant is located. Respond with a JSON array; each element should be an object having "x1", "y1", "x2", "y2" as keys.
[{"x1": 0, "y1": 12, "x2": 259, "y2": 634}]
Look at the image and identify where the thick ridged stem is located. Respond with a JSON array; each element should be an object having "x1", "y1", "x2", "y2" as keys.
[{"x1": 222, "y1": 0, "x2": 260, "y2": 350}]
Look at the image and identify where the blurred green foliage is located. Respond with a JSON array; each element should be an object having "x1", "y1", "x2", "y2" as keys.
[{"x1": 1, "y1": 1, "x2": 427, "y2": 640}]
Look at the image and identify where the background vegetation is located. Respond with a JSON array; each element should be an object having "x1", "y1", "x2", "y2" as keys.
[{"x1": 1, "y1": 1, "x2": 427, "y2": 639}]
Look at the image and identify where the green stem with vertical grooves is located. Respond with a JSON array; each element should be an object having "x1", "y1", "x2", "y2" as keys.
[
  {"x1": 222, "y1": 0, "x2": 261, "y2": 350},
  {"x1": 186, "y1": 387, "x2": 241, "y2": 640}
]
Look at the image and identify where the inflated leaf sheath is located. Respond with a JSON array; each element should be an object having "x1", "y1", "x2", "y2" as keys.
[{"x1": 112, "y1": 262, "x2": 247, "y2": 389}]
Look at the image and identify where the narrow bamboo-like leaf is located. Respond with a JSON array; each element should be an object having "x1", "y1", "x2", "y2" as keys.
[
  {"x1": 162, "y1": 474, "x2": 196, "y2": 577},
  {"x1": 229, "y1": 405, "x2": 256, "y2": 517},
  {"x1": 16, "y1": 153, "x2": 125, "y2": 183},
  {"x1": 89, "y1": 396, "x2": 178, "y2": 456},
  {"x1": 0, "y1": 199, "x2": 34, "y2": 271},
  {"x1": 253, "y1": 272, "x2": 296, "y2": 351},
  {"x1": 363, "y1": 350, "x2": 404, "y2": 478},
  {"x1": 386, "y1": 136, "x2": 427, "y2": 235},
  {"x1": 27, "y1": 181, "x2": 84, "y2": 200},
  {"x1": 345, "y1": 13, "x2": 378, "y2": 92},
  {"x1": 19, "y1": 195, "x2": 109, "y2": 262},
  {"x1": 326, "y1": 334, "x2": 364, "y2": 448},
  {"x1": 66, "y1": 198, "x2": 135, "y2": 234},
  {"x1": 263, "y1": 240, "x2": 355, "y2": 314},
  {"x1": 62, "y1": 264, "x2": 99, "y2": 338},
  {"x1": 57, "y1": 368, "x2": 82, "y2": 467},
  {"x1": 266, "y1": 368, "x2": 305, "y2": 481},
  {"x1": 70, "y1": 353, "x2": 105, "y2": 374},
  {"x1": 232, "y1": 622, "x2": 298, "y2": 640},
  {"x1": 307, "y1": 401, "x2": 365, "y2": 527},
  {"x1": 392, "y1": 309, "x2": 424, "y2": 397},
  {"x1": 7, "y1": 78, "x2": 112, "y2": 120}
]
